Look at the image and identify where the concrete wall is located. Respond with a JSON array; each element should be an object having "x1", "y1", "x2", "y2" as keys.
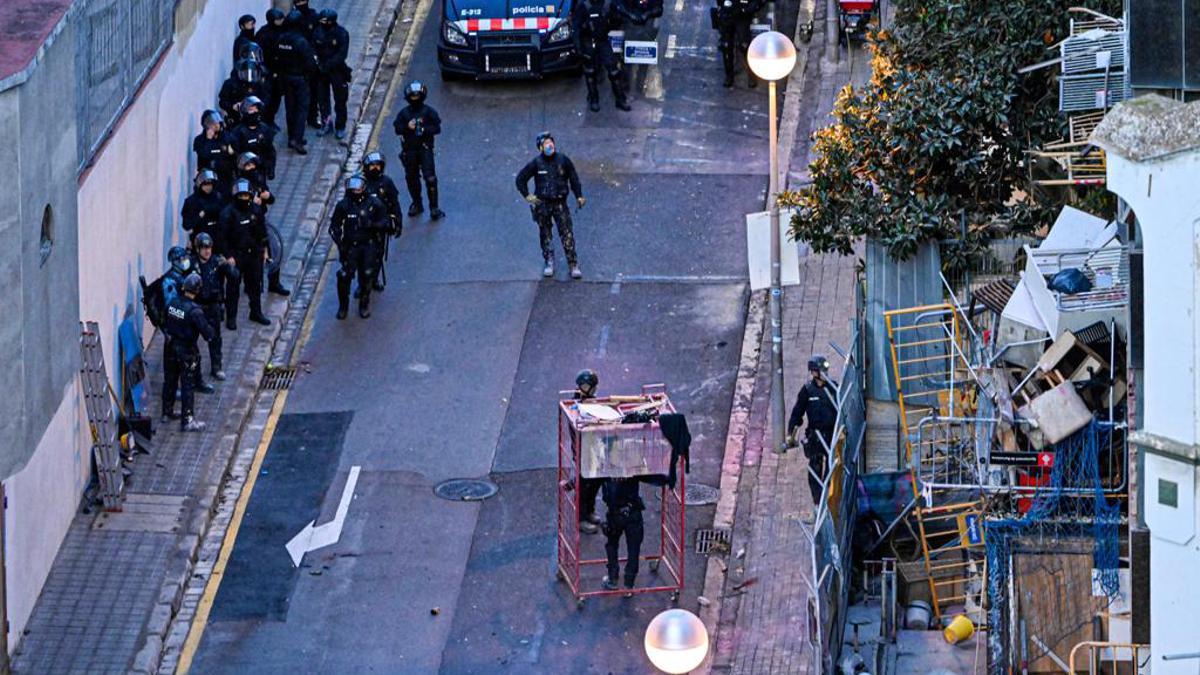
[
  {"x1": 0, "y1": 13, "x2": 86, "y2": 650},
  {"x1": 77, "y1": 0, "x2": 258, "y2": 363}
]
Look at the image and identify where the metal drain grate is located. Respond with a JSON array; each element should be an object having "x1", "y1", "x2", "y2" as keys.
[
  {"x1": 694, "y1": 528, "x2": 732, "y2": 554},
  {"x1": 434, "y1": 478, "x2": 500, "y2": 502},
  {"x1": 261, "y1": 366, "x2": 297, "y2": 390}
]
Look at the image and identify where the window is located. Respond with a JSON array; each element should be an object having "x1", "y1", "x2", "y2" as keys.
[{"x1": 39, "y1": 204, "x2": 53, "y2": 267}]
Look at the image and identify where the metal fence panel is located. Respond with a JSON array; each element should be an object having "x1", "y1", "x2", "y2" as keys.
[
  {"x1": 864, "y1": 240, "x2": 943, "y2": 401},
  {"x1": 76, "y1": 0, "x2": 176, "y2": 170}
]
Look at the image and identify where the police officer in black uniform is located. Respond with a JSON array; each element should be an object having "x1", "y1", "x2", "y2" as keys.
[
  {"x1": 291, "y1": 0, "x2": 322, "y2": 127},
  {"x1": 193, "y1": 233, "x2": 239, "y2": 381},
  {"x1": 162, "y1": 245, "x2": 193, "y2": 310},
  {"x1": 233, "y1": 14, "x2": 257, "y2": 65},
  {"x1": 233, "y1": 152, "x2": 290, "y2": 298},
  {"x1": 330, "y1": 175, "x2": 389, "y2": 320},
  {"x1": 362, "y1": 152, "x2": 402, "y2": 291},
  {"x1": 275, "y1": 10, "x2": 320, "y2": 154},
  {"x1": 787, "y1": 355, "x2": 838, "y2": 503},
  {"x1": 193, "y1": 110, "x2": 236, "y2": 186},
  {"x1": 218, "y1": 59, "x2": 272, "y2": 128},
  {"x1": 574, "y1": 369, "x2": 604, "y2": 534},
  {"x1": 713, "y1": 0, "x2": 764, "y2": 88},
  {"x1": 572, "y1": 0, "x2": 631, "y2": 112},
  {"x1": 392, "y1": 81, "x2": 445, "y2": 220},
  {"x1": 220, "y1": 178, "x2": 272, "y2": 327},
  {"x1": 601, "y1": 476, "x2": 656, "y2": 593},
  {"x1": 516, "y1": 132, "x2": 585, "y2": 279},
  {"x1": 228, "y1": 96, "x2": 278, "y2": 180},
  {"x1": 313, "y1": 9, "x2": 351, "y2": 139},
  {"x1": 257, "y1": 8, "x2": 287, "y2": 126},
  {"x1": 162, "y1": 273, "x2": 216, "y2": 432},
  {"x1": 182, "y1": 170, "x2": 226, "y2": 250}
]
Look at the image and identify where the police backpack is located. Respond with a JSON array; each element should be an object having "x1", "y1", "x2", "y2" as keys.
[{"x1": 139, "y1": 274, "x2": 167, "y2": 328}]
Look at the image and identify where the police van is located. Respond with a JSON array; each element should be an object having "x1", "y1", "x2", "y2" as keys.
[{"x1": 438, "y1": 0, "x2": 580, "y2": 78}]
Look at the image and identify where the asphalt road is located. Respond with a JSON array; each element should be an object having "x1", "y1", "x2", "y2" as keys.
[{"x1": 191, "y1": 0, "x2": 770, "y2": 670}]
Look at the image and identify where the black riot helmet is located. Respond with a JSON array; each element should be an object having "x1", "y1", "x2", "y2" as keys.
[
  {"x1": 237, "y1": 151, "x2": 260, "y2": 173},
  {"x1": 194, "y1": 169, "x2": 218, "y2": 190},
  {"x1": 238, "y1": 41, "x2": 265, "y2": 64},
  {"x1": 168, "y1": 246, "x2": 191, "y2": 273},
  {"x1": 233, "y1": 178, "x2": 254, "y2": 201},
  {"x1": 241, "y1": 95, "x2": 264, "y2": 118},
  {"x1": 345, "y1": 174, "x2": 367, "y2": 197},
  {"x1": 404, "y1": 81, "x2": 428, "y2": 104},
  {"x1": 201, "y1": 109, "x2": 224, "y2": 130},
  {"x1": 575, "y1": 369, "x2": 599, "y2": 396},
  {"x1": 182, "y1": 273, "x2": 203, "y2": 295},
  {"x1": 267, "y1": 7, "x2": 285, "y2": 23},
  {"x1": 319, "y1": 8, "x2": 338, "y2": 24},
  {"x1": 194, "y1": 232, "x2": 215, "y2": 250},
  {"x1": 285, "y1": 9, "x2": 304, "y2": 30},
  {"x1": 535, "y1": 131, "x2": 555, "y2": 149},
  {"x1": 238, "y1": 14, "x2": 256, "y2": 31},
  {"x1": 236, "y1": 58, "x2": 262, "y2": 83},
  {"x1": 807, "y1": 355, "x2": 830, "y2": 375},
  {"x1": 363, "y1": 151, "x2": 386, "y2": 176}
]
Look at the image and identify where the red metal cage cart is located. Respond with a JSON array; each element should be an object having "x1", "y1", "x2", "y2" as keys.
[{"x1": 555, "y1": 384, "x2": 686, "y2": 608}]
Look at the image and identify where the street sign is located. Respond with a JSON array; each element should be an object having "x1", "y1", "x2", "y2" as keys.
[
  {"x1": 745, "y1": 209, "x2": 802, "y2": 290},
  {"x1": 990, "y1": 451, "x2": 1053, "y2": 467},
  {"x1": 624, "y1": 40, "x2": 659, "y2": 65}
]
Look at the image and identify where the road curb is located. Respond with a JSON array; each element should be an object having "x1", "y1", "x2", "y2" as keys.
[
  {"x1": 145, "y1": 0, "x2": 413, "y2": 671},
  {"x1": 696, "y1": 0, "x2": 819, "y2": 670}
]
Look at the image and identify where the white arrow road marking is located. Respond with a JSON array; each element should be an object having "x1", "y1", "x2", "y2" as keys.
[{"x1": 286, "y1": 466, "x2": 361, "y2": 567}]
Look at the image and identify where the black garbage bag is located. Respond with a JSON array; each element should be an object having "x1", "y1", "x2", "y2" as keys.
[{"x1": 1048, "y1": 268, "x2": 1093, "y2": 294}]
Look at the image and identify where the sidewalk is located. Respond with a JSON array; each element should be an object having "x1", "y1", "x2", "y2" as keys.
[
  {"x1": 10, "y1": 1, "x2": 398, "y2": 672},
  {"x1": 704, "y1": 9, "x2": 869, "y2": 672}
]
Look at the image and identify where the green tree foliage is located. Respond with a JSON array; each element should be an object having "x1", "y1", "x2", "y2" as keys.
[{"x1": 781, "y1": 0, "x2": 1120, "y2": 262}]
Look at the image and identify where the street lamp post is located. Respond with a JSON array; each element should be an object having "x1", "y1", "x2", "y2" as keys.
[
  {"x1": 644, "y1": 609, "x2": 709, "y2": 673},
  {"x1": 747, "y1": 31, "x2": 797, "y2": 456}
]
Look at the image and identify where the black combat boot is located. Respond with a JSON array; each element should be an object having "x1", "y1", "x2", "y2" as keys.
[{"x1": 336, "y1": 272, "x2": 351, "y2": 320}]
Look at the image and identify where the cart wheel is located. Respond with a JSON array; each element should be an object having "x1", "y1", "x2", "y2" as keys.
[
  {"x1": 670, "y1": 591, "x2": 680, "y2": 604},
  {"x1": 649, "y1": 560, "x2": 660, "y2": 574},
  {"x1": 576, "y1": 598, "x2": 586, "y2": 610},
  {"x1": 555, "y1": 569, "x2": 565, "y2": 582}
]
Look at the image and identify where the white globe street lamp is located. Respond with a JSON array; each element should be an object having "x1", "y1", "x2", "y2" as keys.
[
  {"x1": 746, "y1": 30, "x2": 797, "y2": 456},
  {"x1": 644, "y1": 609, "x2": 709, "y2": 674}
]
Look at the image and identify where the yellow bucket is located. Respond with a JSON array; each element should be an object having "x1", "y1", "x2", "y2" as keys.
[{"x1": 943, "y1": 615, "x2": 975, "y2": 644}]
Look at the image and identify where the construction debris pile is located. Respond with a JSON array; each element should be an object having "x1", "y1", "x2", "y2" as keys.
[{"x1": 873, "y1": 205, "x2": 1132, "y2": 673}]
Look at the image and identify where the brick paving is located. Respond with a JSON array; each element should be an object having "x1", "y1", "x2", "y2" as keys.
[
  {"x1": 709, "y1": 21, "x2": 870, "y2": 674},
  {"x1": 10, "y1": 1, "x2": 393, "y2": 672}
]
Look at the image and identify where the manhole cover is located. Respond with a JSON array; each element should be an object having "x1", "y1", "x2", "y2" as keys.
[
  {"x1": 684, "y1": 483, "x2": 720, "y2": 506},
  {"x1": 434, "y1": 478, "x2": 499, "y2": 502},
  {"x1": 694, "y1": 528, "x2": 732, "y2": 554}
]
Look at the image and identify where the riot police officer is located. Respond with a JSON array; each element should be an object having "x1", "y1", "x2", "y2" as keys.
[
  {"x1": 515, "y1": 132, "x2": 585, "y2": 279},
  {"x1": 193, "y1": 110, "x2": 236, "y2": 186},
  {"x1": 193, "y1": 233, "x2": 239, "y2": 381},
  {"x1": 572, "y1": 0, "x2": 631, "y2": 112},
  {"x1": 257, "y1": 8, "x2": 287, "y2": 126},
  {"x1": 275, "y1": 10, "x2": 320, "y2": 154},
  {"x1": 787, "y1": 355, "x2": 838, "y2": 503},
  {"x1": 329, "y1": 175, "x2": 389, "y2": 320},
  {"x1": 163, "y1": 246, "x2": 193, "y2": 309},
  {"x1": 181, "y1": 170, "x2": 226, "y2": 250},
  {"x1": 233, "y1": 14, "x2": 257, "y2": 65},
  {"x1": 234, "y1": 152, "x2": 290, "y2": 297},
  {"x1": 362, "y1": 152, "x2": 402, "y2": 291},
  {"x1": 228, "y1": 96, "x2": 278, "y2": 180},
  {"x1": 162, "y1": 273, "x2": 216, "y2": 432},
  {"x1": 313, "y1": 8, "x2": 351, "y2": 139},
  {"x1": 292, "y1": 0, "x2": 323, "y2": 127},
  {"x1": 218, "y1": 59, "x2": 272, "y2": 128},
  {"x1": 219, "y1": 179, "x2": 272, "y2": 327},
  {"x1": 575, "y1": 369, "x2": 604, "y2": 534},
  {"x1": 713, "y1": 0, "x2": 764, "y2": 88},
  {"x1": 392, "y1": 81, "x2": 444, "y2": 220},
  {"x1": 601, "y1": 476, "x2": 658, "y2": 593}
]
